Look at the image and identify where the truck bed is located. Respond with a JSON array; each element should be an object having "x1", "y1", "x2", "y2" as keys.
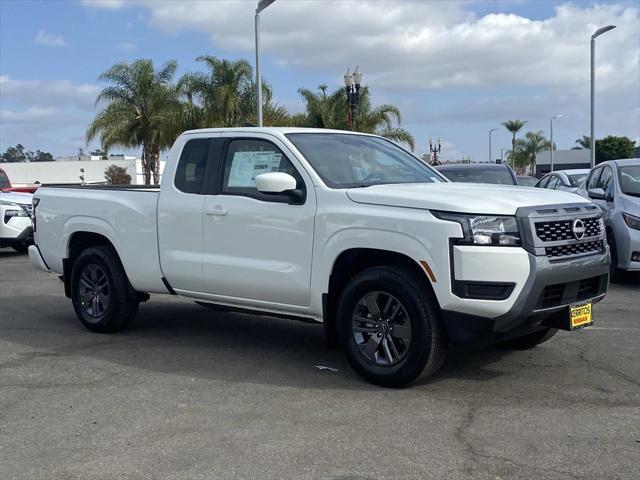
[{"x1": 34, "y1": 185, "x2": 166, "y2": 293}]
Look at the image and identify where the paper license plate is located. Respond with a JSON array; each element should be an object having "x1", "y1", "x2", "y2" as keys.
[{"x1": 570, "y1": 302, "x2": 592, "y2": 330}]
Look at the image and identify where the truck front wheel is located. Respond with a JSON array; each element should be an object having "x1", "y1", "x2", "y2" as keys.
[
  {"x1": 70, "y1": 246, "x2": 139, "y2": 333},
  {"x1": 337, "y1": 266, "x2": 447, "y2": 388}
]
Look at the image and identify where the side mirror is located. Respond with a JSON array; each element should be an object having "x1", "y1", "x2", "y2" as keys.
[
  {"x1": 255, "y1": 172, "x2": 297, "y2": 193},
  {"x1": 588, "y1": 187, "x2": 606, "y2": 200}
]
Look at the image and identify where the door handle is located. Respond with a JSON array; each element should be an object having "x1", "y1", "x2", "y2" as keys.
[{"x1": 205, "y1": 206, "x2": 227, "y2": 216}]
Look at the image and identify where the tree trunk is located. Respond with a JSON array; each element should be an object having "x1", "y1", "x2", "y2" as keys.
[
  {"x1": 150, "y1": 144, "x2": 160, "y2": 185},
  {"x1": 142, "y1": 143, "x2": 151, "y2": 185}
]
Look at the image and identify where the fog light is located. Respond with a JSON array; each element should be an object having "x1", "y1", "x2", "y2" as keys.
[{"x1": 631, "y1": 251, "x2": 640, "y2": 262}]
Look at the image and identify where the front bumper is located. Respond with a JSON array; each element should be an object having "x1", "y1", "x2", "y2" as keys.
[
  {"x1": 0, "y1": 225, "x2": 34, "y2": 248},
  {"x1": 441, "y1": 249, "x2": 609, "y2": 344},
  {"x1": 615, "y1": 222, "x2": 640, "y2": 271}
]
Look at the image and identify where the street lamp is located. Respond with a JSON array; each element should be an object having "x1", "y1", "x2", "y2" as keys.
[
  {"x1": 590, "y1": 24, "x2": 616, "y2": 168},
  {"x1": 489, "y1": 128, "x2": 498, "y2": 163},
  {"x1": 344, "y1": 66, "x2": 363, "y2": 130},
  {"x1": 550, "y1": 114, "x2": 562, "y2": 172},
  {"x1": 255, "y1": 0, "x2": 276, "y2": 127},
  {"x1": 429, "y1": 137, "x2": 442, "y2": 165}
]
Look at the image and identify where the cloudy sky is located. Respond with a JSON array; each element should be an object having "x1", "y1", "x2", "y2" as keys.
[{"x1": 0, "y1": 0, "x2": 638, "y2": 161}]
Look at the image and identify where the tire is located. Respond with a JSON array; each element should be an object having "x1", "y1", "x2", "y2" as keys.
[
  {"x1": 70, "y1": 246, "x2": 139, "y2": 333},
  {"x1": 499, "y1": 327, "x2": 558, "y2": 350},
  {"x1": 12, "y1": 244, "x2": 28, "y2": 253},
  {"x1": 337, "y1": 266, "x2": 447, "y2": 388},
  {"x1": 607, "y1": 234, "x2": 623, "y2": 283}
]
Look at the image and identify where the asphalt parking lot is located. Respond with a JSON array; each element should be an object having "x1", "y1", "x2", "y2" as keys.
[{"x1": 1, "y1": 249, "x2": 639, "y2": 480}]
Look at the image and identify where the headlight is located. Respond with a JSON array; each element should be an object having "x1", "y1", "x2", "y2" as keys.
[
  {"x1": 3, "y1": 203, "x2": 29, "y2": 224},
  {"x1": 622, "y1": 212, "x2": 640, "y2": 231},
  {"x1": 432, "y1": 211, "x2": 521, "y2": 246}
]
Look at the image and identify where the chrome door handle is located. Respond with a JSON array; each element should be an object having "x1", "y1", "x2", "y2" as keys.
[{"x1": 205, "y1": 206, "x2": 227, "y2": 216}]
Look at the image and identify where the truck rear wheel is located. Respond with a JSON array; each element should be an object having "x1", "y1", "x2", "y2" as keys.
[
  {"x1": 499, "y1": 327, "x2": 558, "y2": 350},
  {"x1": 70, "y1": 246, "x2": 139, "y2": 333},
  {"x1": 337, "y1": 266, "x2": 447, "y2": 388}
]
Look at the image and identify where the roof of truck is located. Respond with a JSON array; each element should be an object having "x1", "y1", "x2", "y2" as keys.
[{"x1": 182, "y1": 127, "x2": 375, "y2": 136}]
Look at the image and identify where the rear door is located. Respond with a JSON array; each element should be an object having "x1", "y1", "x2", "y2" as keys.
[
  {"x1": 158, "y1": 134, "x2": 222, "y2": 292},
  {"x1": 200, "y1": 133, "x2": 316, "y2": 307}
]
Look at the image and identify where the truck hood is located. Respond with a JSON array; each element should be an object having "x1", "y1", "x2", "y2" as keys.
[
  {"x1": 0, "y1": 191, "x2": 33, "y2": 206},
  {"x1": 346, "y1": 183, "x2": 591, "y2": 215}
]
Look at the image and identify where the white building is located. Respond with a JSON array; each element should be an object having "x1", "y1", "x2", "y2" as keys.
[{"x1": 535, "y1": 149, "x2": 591, "y2": 176}]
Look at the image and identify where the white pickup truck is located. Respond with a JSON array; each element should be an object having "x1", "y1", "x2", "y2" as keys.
[{"x1": 29, "y1": 128, "x2": 610, "y2": 387}]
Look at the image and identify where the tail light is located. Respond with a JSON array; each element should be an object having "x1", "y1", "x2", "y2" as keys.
[{"x1": 32, "y1": 197, "x2": 40, "y2": 232}]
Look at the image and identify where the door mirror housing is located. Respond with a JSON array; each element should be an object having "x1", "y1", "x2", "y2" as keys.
[
  {"x1": 255, "y1": 172, "x2": 297, "y2": 193},
  {"x1": 588, "y1": 187, "x2": 606, "y2": 200}
]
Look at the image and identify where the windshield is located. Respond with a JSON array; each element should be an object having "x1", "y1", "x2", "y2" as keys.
[
  {"x1": 437, "y1": 166, "x2": 515, "y2": 185},
  {"x1": 619, "y1": 165, "x2": 640, "y2": 197},
  {"x1": 517, "y1": 176, "x2": 538, "y2": 186},
  {"x1": 0, "y1": 170, "x2": 10, "y2": 189},
  {"x1": 285, "y1": 133, "x2": 444, "y2": 188},
  {"x1": 567, "y1": 173, "x2": 588, "y2": 187}
]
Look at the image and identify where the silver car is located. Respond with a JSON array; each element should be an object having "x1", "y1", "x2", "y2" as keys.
[
  {"x1": 577, "y1": 159, "x2": 640, "y2": 279},
  {"x1": 536, "y1": 169, "x2": 590, "y2": 193}
]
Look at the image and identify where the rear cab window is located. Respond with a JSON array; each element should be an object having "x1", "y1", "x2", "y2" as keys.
[{"x1": 174, "y1": 138, "x2": 211, "y2": 194}]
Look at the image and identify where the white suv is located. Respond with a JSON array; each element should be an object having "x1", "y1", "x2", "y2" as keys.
[{"x1": 0, "y1": 191, "x2": 34, "y2": 253}]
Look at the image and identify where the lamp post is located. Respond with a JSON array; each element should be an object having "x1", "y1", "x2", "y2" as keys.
[
  {"x1": 489, "y1": 128, "x2": 498, "y2": 163},
  {"x1": 344, "y1": 66, "x2": 363, "y2": 130},
  {"x1": 590, "y1": 25, "x2": 616, "y2": 168},
  {"x1": 429, "y1": 137, "x2": 442, "y2": 165},
  {"x1": 550, "y1": 114, "x2": 562, "y2": 172},
  {"x1": 255, "y1": 0, "x2": 276, "y2": 127}
]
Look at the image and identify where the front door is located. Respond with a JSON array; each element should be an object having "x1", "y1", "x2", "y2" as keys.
[{"x1": 201, "y1": 134, "x2": 316, "y2": 307}]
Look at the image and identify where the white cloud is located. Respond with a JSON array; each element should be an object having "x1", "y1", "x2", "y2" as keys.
[
  {"x1": 0, "y1": 107, "x2": 56, "y2": 124},
  {"x1": 34, "y1": 29, "x2": 68, "y2": 47},
  {"x1": 81, "y1": 1, "x2": 639, "y2": 95},
  {"x1": 81, "y1": 0, "x2": 125, "y2": 10},
  {"x1": 0, "y1": 76, "x2": 100, "y2": 110}
]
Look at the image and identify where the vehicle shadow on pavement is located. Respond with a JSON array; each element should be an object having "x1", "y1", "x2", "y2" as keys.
[{"x1": 1, "y1": 295, "x2": 518, "y2": 390}]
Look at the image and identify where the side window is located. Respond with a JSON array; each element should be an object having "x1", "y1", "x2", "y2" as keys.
[
  {"x1": 222, "y1": 139, "x2": 303, "y2": 201},
  {"x1": 597, "y1": 166, "x2": 614, "y2": 198},
  {"x1": 175, "y1": 138, "x2": 211, "y2": 194},
  {"x1": 538, "y1": 176, "x2": 550, "y2": 188},
  {"x1": 547, "y1": 176, "x2": 559, "y2": 189},
  {"x1": 587, "y1": 168, "x2": 602, "y2": 190}
]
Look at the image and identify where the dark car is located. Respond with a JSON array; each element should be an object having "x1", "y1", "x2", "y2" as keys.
[
  {"x1": 434, "y1": 163, "x2": 518, "y2": 185},
  {"x1": 517, "y1": 175, "x2": 538, "y2": 187}
]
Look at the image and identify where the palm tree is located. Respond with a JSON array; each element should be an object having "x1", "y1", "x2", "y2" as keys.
[
  {"x1": 502, "y1": 119, "x2": 527, "y2": 158},
  {"x1": 573, "y1": 135, "x2": 592, "y2": 150},
  {"x1": 297, "y1": 85, "x2": 415, "y2": 150},
  {"x1": 177, "y1": 55, "x2": 285, "y2": 128},
  {"x1": 87, "y1": 59, "x2": 179, "y2": 184},
  {"x1": 522, "y1": 131, "x2": 552, "y2": 175}
]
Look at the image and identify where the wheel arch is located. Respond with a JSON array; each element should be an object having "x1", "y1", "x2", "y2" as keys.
[{"x1": 323, "y1": 247, "x2": 437, "y2": 347}]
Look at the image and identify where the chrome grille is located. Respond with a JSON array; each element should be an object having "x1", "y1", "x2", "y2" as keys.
[
  {"x1": 535, "y1": 216, "x2": 601, "y2": 242},
  {"x1": 545, "y1": 240, "x2": 604, "y2": 258}
]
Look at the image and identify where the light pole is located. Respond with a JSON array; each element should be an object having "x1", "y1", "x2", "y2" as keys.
[
  {"x1": 344, "y1": 66, "x2": 363, "y2": 130},
  {"x1": 429, "y1": 137, "x2": 442, "y2": 165},
  {"x1": 489, "y1": 128, "x2": 498, "y2": 163},
  {"x1": 255, "y1": 0, "x2": 276, "y2": 127},
  {"x1": 590, "y1": 25, "x2": 616, "y2": 168},
  {"x1": 550, "y1": 114, "x2": 562, "y2": 172}
]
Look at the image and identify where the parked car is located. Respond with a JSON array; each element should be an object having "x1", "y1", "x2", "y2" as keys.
[
  {"x1": 0, "y1": 191, "x2": 34, "y2": 252},
  {"x1": 517, "y1": 175, "x2": 538, "y2": 187},
  {"x1": 577, "y1": 159, "x2": 640, "y2": 279},
  {"x1": 29, "y1": 128, "x2": 609, "y2": 387},
  {"x1": 0, "y1": 167, "x2": 38, "y2": 193},
  {"x1": 535, "y1": 169, "x2": 590, "y2": 193},
  {"x1": 434, "y1": 163, "x2": 518, "y2": 185}
]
